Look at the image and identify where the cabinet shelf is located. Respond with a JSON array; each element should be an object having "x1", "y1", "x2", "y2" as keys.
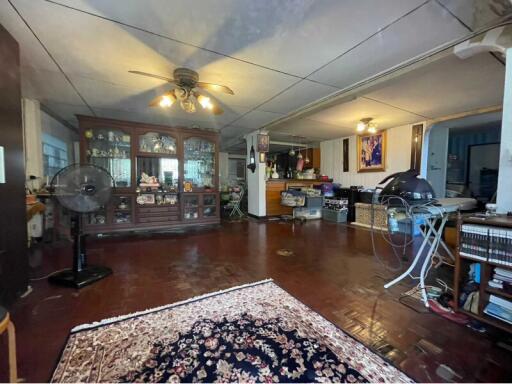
[
  {"x1": 459, "y1": 308, "x2": 512, "y2": 333},
  {"x1": 114, "y1": 208, "x2": 132, "y2": 212},
  {"x1": 485, "y1": 287, "x2": 512, "y2": 300}
]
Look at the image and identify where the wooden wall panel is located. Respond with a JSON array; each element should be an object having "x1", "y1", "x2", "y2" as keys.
[{"x1": 0, "y1": 24, "x2": 28, "y2": 305}]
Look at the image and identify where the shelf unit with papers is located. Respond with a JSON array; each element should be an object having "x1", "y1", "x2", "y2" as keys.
[{"x1": 454, "y1": 214, "x2": 512, "y2": 333}]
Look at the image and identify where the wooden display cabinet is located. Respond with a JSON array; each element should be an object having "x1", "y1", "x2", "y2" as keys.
[{"x1": 78, "y1": 116, "x2": 220, "y2": 233}]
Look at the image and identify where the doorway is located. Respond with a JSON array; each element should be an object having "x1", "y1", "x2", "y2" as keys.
[{"x1": 467, "y1": 143, "x2": 500, "y2": 203}]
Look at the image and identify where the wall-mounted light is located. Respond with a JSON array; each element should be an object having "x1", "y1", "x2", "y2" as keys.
[
  {"x1": 357, "y1": 117, "x2": 377, "y2": 133},
  {"x1": 247, "y1": 136, "x2": 256, "y2": 173}
]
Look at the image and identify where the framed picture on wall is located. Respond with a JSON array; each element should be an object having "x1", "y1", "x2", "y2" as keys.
[
  {"x1": 357, "y1": 131, "x2": 386, "y2": 172},
  {"x1": 257, "y1": 134, "x2": 269, "y2": 152}
]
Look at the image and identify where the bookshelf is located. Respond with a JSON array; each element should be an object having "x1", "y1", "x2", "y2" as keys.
[{"x1": 454, "y1": 214, "x2": 512, "y2": 333}]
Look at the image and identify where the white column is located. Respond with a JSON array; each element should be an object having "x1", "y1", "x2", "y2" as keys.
[
  {"x1": 497, "y1": 48, "x2": 512, "y2": 213},
  {"x1": 246, "y1": 131, "x2": 266, "y2": 217},
  {"x1": 22, "y1": 98, "x2": 43, "y2": 180},
  {"x1": 218, "y1": 151, "x2": 229, "y2": 189}
]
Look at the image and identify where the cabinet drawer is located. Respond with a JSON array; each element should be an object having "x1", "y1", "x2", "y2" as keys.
[
  {"x1": 137, "y1": 215, "x2": 180, "y2": 224},
  {"x1": 266, "y1": 182, "x2": 285, "y2": 192},
  {"x1": 136, "y1": 205, "x2": 179, "y2": 214}
]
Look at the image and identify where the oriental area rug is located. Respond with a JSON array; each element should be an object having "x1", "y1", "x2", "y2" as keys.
[{"x1": 52, "y1": 280, "x2": 412, "y2": 383}]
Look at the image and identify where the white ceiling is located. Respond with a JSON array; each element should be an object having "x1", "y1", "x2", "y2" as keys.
[
  {"x1": 271, "y1": 51, "x2": 505, "y2": 141},
  {"x1": 0, "y1": 0, "x2": 510, "y2": 151}
]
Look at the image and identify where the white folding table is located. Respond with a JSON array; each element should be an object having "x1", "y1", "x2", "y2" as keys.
[{"x1": 384, "y1": 203, "x2": 459, "y2": 307}]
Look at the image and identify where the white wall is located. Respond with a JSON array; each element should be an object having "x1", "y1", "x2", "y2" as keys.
[
  {"x1": 219, "y1": 151, "x2": 229, "y2": 188},
  {"x1": 22, "y1": 98, "x2": 43, "y2": 179},
  {"x1": 320, "y1": 123, "x2": 421, "y2": 188}
]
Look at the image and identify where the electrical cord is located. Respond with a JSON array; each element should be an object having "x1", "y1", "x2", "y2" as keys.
[
  {"x1": 370, "y1": 191, "x2": 414, "y2": 272},
  {"x1": 29, "y1": 268, "x2": 68, "y2": 281}
]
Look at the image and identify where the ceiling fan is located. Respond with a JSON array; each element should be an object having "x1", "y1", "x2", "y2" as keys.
[{"x1": 129, "y1": 67, "x2": 234, "y2": 115}]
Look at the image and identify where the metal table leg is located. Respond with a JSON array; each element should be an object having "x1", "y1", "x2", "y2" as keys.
[
  {"x1": 384, "y1": 222, "x2": 435, "y2": 289},
  {"x1": 419, "y1": 215, "x2": 449, "y2": 306}
]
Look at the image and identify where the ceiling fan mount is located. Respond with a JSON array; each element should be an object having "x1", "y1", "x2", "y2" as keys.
[
  {"x1": 129, "y1": 67, "x2": 234, "y2": 115},
  {"x1": 173, "y1": 67, "x2": 199, "y2": 88}
]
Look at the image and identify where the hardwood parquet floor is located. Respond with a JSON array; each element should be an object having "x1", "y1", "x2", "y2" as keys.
[{"x1": 2, "y1": 219, "x2": 511, "y2": 382}]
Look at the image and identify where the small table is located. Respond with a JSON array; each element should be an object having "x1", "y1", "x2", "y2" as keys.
[{"x1": 384, "y1": 203, "x2": 459, "y2": 307}]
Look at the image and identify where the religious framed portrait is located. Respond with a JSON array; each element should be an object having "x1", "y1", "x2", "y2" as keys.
[
  {"x1": 257, "y1": 134, "x2": 269, "y2": 153},
  {"x1": 357, "y1": 131, "x2": 386, "y2": 172}
]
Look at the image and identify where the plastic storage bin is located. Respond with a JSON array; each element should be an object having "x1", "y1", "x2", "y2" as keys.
[
  {"x1": 322, "y1": 208, "x2": 348, "y2": 223},
  {"x1": 305, "y1": 196, "x2": 323, "y2": 209},
  {"x1": 293, "y1": 207, "x2": 322, "y2": 220}
]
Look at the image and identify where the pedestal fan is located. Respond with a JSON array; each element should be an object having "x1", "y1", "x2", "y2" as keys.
[{"x1": 49, "y1": 164, "x2": 114, "y2": 288}]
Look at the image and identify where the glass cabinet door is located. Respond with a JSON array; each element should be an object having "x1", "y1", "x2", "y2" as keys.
[
  {"x1": 184, "y1": 137, "x2": 215, "y2": 189},
  {"x1": 85, "y1": 127, "x2": 131, "y2": 187},
  {"x1": 112, "y1": 195, "x2": 133, "y2": 224},
  {"x1": 183, "y1": 194, "x2": 199, "y2": 220},
  {"x1": 86, "y1": 206, "x2": 107, "y2": 226},
  {"x1": 139, "y1": 132, "x2": 177, "y2": 155},
  {"x1": 203, "y1": 194, "x2": 217, "y2": 218}
]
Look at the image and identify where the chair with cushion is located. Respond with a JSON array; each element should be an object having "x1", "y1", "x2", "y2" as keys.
[{"x1": 0, "y1": 306, "x2": 17, "y2": 383}]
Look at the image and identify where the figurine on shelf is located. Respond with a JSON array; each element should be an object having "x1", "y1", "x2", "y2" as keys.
[
  {"x1": 139, "y1": 172, "x2": 160, "y2": 188},
  {"x1": 118, "y1": 197, "x2": 128, "y2": 209}
]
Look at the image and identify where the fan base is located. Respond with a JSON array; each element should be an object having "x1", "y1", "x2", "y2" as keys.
[{"x1": 49, "y1": 265, "x2": 112, "y2": 288}]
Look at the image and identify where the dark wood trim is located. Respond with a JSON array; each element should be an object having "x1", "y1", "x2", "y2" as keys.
[
  {"x1": 410, "y1": 123, "x2": 423, "y2": 172},
  {"x1": 0, "y1": 24, "x2": 28, "y2": 305},
  {"x1": 342, "y1": 138, "x2": 349, "y2": 172}
]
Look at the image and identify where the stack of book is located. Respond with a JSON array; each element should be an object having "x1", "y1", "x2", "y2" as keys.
[
  {"x1": 460, "y1": 224, "x2": 489, "y2": 261},
  {"x1": 489, "y1": 267, "x2": 512, "y2": 293},
  {"x1": 484, "y1": 295, "x2": 512, "y2": 325},
  {"x1": 489, "y1": 227, "x2": 512, "y2": 267}
]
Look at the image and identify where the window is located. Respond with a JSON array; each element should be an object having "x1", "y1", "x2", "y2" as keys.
[
  {"x1": 42, "y1": 133, "x2": 68, "y2": 177},
  {"x1": 228, "y1": 158, "x2": 245, "y2": 181}
]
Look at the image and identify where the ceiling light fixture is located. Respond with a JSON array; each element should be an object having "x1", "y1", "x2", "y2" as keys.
[
  {"x1": 197, "y1": 94, "x2": 213, "y2": 110},
  {"x1": 158, "y1": 91, "x2": 176, "y2": 108},
  {"x1": 130, "y1": 67, "x2": 234, "y2": 115},
  {"x1": 357, "y1": 117, "x2": 378, "y2": 133}
]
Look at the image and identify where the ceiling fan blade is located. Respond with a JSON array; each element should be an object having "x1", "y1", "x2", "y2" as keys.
[
  {"x1": 196, "y1": 82, "x2": 234, "y2": 95},
  {"x1": 148, "y1": 90, "x2": 176, "y2": 107},
  {"x1": 129, "y1": 70, "x2": 177, "y2": 84},
  {"x1": 211, "y1": 104, "x2": 224, "y2": 115}
]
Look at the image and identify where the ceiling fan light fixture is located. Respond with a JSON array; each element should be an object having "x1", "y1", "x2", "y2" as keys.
[
  {"x1": 130, "y1": 68, "x2": 231, "y2": 116},
  {"x1": 197, "y1": 94, "x2": 213, "y2": 110},
  {"x1": 368, "y1": 126, "x2": 377, "y2": 134},
  {"x1": 180, "y1": 99, "x2": 196, "y2": 113},
  {"x1": 159, "y1": 95, "x2": 173, "y2": 108},
  {"x1": 357, "y1": 121, "x2": 366, "y2": 132}
]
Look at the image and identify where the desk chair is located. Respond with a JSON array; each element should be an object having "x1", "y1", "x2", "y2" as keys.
[{"x1": 0, "y1": 306, "x2": 17, "y2": 383}]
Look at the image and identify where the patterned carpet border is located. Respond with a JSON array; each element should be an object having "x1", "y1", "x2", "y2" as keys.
[
  {"x1": 53, "y1": 279, "x2": 413, "y2": 383},
  {"x1": 70, "y1": 279, "x2": 274, "y2": 333}
]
